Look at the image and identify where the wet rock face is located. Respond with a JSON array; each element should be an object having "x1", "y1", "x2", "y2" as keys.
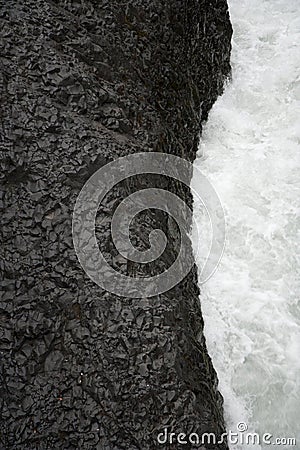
[{"x1": 0, "y1": 1, "x2": 232, "y2": 449}]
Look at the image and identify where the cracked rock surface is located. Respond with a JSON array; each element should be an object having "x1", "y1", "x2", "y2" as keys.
[{"x1": 0, "y1": 0, "x2": 232, "y2": 448}]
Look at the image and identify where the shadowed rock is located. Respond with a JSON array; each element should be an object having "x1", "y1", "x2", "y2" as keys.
[{"x1": 0, "y1": 0, "x2": 232, "y2": 448}]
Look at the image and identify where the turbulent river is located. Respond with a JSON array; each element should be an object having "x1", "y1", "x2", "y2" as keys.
[{"x1": 191, "y1": 0, "x2": 300, "y2": 448}]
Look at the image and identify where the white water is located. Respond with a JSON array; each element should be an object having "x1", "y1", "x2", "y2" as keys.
[{"x1": 192, "y1": 0, "x2": 300, "y2": 448}]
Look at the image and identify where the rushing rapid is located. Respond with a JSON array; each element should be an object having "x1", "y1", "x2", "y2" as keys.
[{"x1": 192, "y1": 0, "x2": 300, "y2": 448}]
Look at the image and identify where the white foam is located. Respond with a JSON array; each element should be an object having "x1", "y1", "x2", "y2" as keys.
[{"x1": 191, "y1": 0, "x2": 300, "y2": 448}]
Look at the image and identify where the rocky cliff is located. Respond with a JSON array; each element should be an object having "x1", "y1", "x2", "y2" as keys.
[{"x1": 0, "y1": 0, "x2": 232, "y2": 448}]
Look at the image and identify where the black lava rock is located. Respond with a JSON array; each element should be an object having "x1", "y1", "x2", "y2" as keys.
[{"x1": 0, "y1": 0, "x2": 232, "y2": 448}]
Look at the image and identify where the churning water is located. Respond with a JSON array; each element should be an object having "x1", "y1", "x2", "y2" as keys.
[{"x1": 192, "y1": 0, "x2": 300, "y2": 448}]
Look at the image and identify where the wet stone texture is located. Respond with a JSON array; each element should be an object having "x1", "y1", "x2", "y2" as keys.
[{"x1": 0, "y1": 0, "x2": 232, "y2": 449}]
